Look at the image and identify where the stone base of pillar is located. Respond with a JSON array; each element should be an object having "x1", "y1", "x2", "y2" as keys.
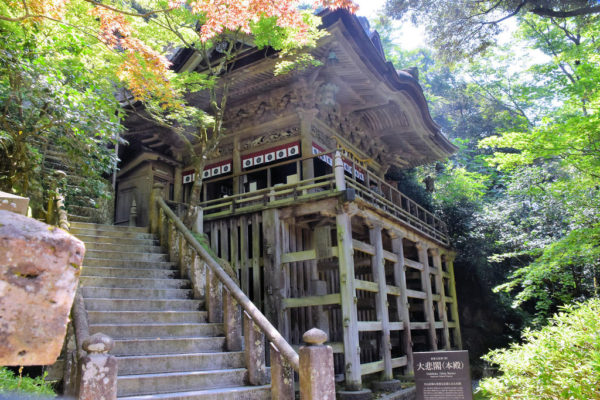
[
  {"x1": 372, "y1": 379, "x2": 402, "y2": 392},
  {"x1": 337, "y1": 389, "x2": 373, "y2": 400}
]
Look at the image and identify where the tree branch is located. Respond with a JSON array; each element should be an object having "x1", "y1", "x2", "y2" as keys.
[{"x1": 530, "y1": 5, "x2": 600, "y2": 18}]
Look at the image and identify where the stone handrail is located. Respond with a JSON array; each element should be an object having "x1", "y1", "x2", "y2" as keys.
[
  {"x1": 50, "y1": 186, "x2": 118, "y2": 400},
  {"x1": 155, "y1": 196, "x2": 301, "y2": 370}
]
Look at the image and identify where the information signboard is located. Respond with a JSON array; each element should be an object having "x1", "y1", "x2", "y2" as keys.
[{"x1": 414, "y1": 350, "x2": 472, "y2": 400}]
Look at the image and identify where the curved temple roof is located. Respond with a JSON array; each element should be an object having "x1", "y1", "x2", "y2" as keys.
[{"x1": 138, "y1": 8, "x2": 456, "y2": 168}]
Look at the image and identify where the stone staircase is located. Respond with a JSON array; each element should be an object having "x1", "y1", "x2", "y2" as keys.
[
  {"x1": 40, "y1": 143, "x2": 112, "y2": 224},
  {"x1": 71, "y1": 221, "x2": 271, "y2": 399}
]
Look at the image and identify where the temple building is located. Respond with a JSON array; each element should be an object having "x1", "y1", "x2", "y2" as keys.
[{"x1": 116, "y1": 8, "x2": 461, "y2": 395}]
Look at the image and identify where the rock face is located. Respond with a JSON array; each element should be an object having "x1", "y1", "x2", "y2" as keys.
[{"x1": 0, "y1": 210, "x2": 84, "y2": 365}]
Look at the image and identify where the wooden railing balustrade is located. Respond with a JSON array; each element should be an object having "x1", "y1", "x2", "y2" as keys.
[
  {"x1": 197, "y1": 150, "x2": 449, "y2": 245},
  {"x1": 152, "y1": 192, "x2": 336, "y2": 399}
]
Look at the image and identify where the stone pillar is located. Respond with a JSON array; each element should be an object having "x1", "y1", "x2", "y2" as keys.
[
  {"x1": 270, "y1": 343, "x2": 294, "y2": 400},
  {"x1": 416, "y1": 242, "x2": 437, "y2": 351},
  {"x1": 78, "y1": 333, "x2": 117, "y2": 400},
  {"x1": 299, "y1": 328, "x2": 335, "y2": 400},
  {"x1": 243, "y1": 312, "x2": 267, "y2": 385},
  {"x1": 149, "y1": 183, "x2": 164, "y2": 234},
  {"x1": 223, "y1": 290, "x2": 242, "y2": 351}
]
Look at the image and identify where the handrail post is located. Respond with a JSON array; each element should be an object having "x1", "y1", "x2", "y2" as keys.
[
  {"x1": 224, "y1": 289, "x2": 242, "y2": 351},
  {"x1": 299, "y1": 328, "x2": 335, "y2": 400},
  {"x1": 150, "y1": 183, "x2": 164, "y2": 234},
  {"x1": 77, "y1": 333, "x2": 117, "y2": 400},
  {"x1": 244, "y1": 311, "x2": 267, "y2": 385},
  {"x1": 270, "y1": 343, "x2": 294, "y2": 399}
]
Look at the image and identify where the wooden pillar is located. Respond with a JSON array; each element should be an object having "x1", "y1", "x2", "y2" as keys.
[
  {"x1": 391, "y1": 233, "x2": 413, "y2": 374},
  {"x1": 263, "y1": 208, "x2": 283, "y2": 329},
  {"x1": 337, "y1": 211, "x2": 361, "y2": 390},
  {"x1": 416, "y1": 242, "x2": 437, "y2": 351},
  {"x1": 431, "y1": 248, "x2": 450, "y2": 350},
  {"x1": 233, "y1": 138, "x2": 241, "y2": 194},
  {"x1": 173, "y1": 166, "x2": 183, "y2": 203},
  {"x1": 298, "y1": 108, "x2": 318, "y2": 180},
  {"x1": 445, "y1": 253, "x2": 463, "y2": 349},
  {"x1": 369, "y1": 224, "x2": 393, "y2": 381},
  {"x1": 252, "y1": 213, "x2": 262, "y2": 310},
  {"x1": 334, "y1": 151, "x2": 362, "y2": 390}
]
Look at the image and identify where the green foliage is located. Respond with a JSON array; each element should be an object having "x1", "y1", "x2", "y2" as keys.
[
  {"x1": 479, "y1": 298, "x2": 600, "y2": 399},
  {"x1": 0, "y1": 367, "x2": 55, "y2": 396},
  {"x1": 0, "y1": 19, "x2": 121, "y2": 212},
  {"x1": 384, "y1": 0, "x2": 600, "y2": 62}
]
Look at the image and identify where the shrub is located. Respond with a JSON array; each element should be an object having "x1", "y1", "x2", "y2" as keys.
[
  {"x1": 0, "y1": 367, "x2": 55, "y2": 396},
  {"x1": 478, "y1": 298, "x2": 600, "y2": 399}
]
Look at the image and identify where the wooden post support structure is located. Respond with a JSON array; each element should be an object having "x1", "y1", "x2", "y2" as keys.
[
  {"x1": 391, "y1": 233, "x2": 414, "y2": 375},
  {"x1": 270, "y1": 343, "x2": 294, "y2": 400},
  {"x1": 445, "y1": 253, "x2": 463, "y2": 349},
  {"x1": 78, "y1": 333, "x2": 117, "y2": 400},
  {"x1": 298, "y1": 108, "x2": 318, "y2": 181},
  {"x1": 335, "y1": 151, "x2": 362, "y2": 391},
  {"x1": 262, "y1": 208, "x2": 283, "y2": 329},
  {"x1": 244, "y1": 311, "x2": 267, "y2": 385},
  {"x1": 299, "y1": 328, "x2": 335, "y2": 400},
  {"x1": 334, "y1": 150, "x2": 347, "y2": 191},
  {"x1": 369, "y1": 224, "x2": 393, "y2": 381},
  {"x1": 416, "y1": 242, "x2": 438, "y2": 351},
  {"x1": 224, "y1": 289, "x2": 242, "y2": 351},
  {"x1": 431, "y1": 248, "x2": 450, "y2": 350}
]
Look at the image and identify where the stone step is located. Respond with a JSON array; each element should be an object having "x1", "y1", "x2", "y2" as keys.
[
  {"x1": 83, "y1": 258, "x2": 176, "y2": 269},
  {"x1": 90, "y1": 323, "x2": 222, "y2": 339},
  {"x1": 85, "y1": 249, "x2": 169, "y2": 262},
  {"x1": 75, "y1": 234, "x2": 159, "y2": 246},
  {"x1": 70, "y1": 222, "x2": 149, "y2": 233},
  {"x1": 87, "y1": 311, "x2": 208, "y2": 324},
  {"x1": 118, "y1": 385, "x2": 271, "y2": 400},
  {"x1": 84, "y1": 241, "x2": 164, "y2": 253},
  {"x1": 82, "y1": 286, "x2": 193, "y2": 300},
  {"x1": 81, "y1": 276, "x2": 189, "y2": 289},
  {"x1": 71, "y1": 228, "x2": 155, "y2": 240},
  {"x1": 69, "y1": 215, "x2": 94, "y2": 223},
  {"x1": 117, "y1": 369, "x2": 247, "y2": 397},
  {"x1": 113, "y1": 337, "x2": 225, "y2": 356},
  {"x1": 116, "y1": 352, "x2": 243, "y2": 375},
  {"x1": 82, "y1": 266, "x2": 179, "y2": 280},
  {"x1": 68, "y1": 205, "x2": 100, "y2": 217},
  {"x1": 84, "y1": 298, "x2": 204, "y2": 312}
]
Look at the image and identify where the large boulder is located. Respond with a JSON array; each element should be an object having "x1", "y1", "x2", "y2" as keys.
[{"x1": 0, "y1": 210, "x2": 84, "y2": 365}]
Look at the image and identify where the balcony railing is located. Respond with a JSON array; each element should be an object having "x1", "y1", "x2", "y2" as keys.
[{"x1": 197, "y1": 151, "x2": 449, "y2": 245}]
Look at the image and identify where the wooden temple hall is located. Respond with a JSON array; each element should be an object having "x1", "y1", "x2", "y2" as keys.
[{"x1": 118, "y1": 8, "x2": 461, "y2": 394}]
